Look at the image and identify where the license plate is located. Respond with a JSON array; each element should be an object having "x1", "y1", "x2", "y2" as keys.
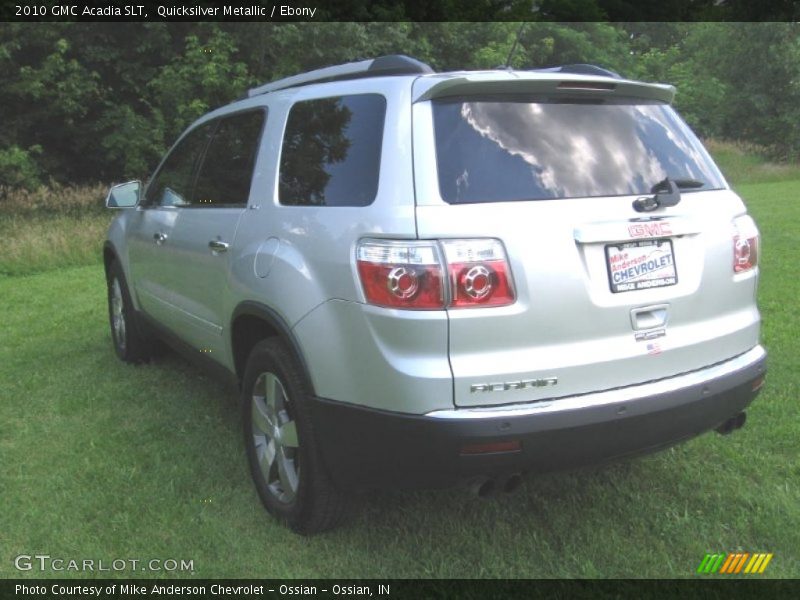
[{"x1": 606, "y1": 239, "x2": 677, "y2": 293}]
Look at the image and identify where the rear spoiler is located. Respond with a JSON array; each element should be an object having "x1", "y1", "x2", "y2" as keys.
[{"x1": 413, "y1": 72, "x2": 675, "y2": 104}]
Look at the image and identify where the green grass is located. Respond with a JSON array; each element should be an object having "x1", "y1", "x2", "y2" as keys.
[
  {"x1": 0, "y1": 184, "x2": 112, "y2": 276},
  {"x1": 0, "y1": 213, "x2": 112, "y2": 276},
  {"x1": 1, "y1": 160, "x2": 799, "y2": 579},
  {"x1": 706, "y1": 139, "x2": 800, "y2": 185}
]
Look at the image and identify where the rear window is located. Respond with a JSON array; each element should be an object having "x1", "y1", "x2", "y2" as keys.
[
  {"x1": 279, "y1": 94, "x2": 386, "y2": 207},
  {"x1": 432, "y1": 98, "x2": 725, "y2": 204}
]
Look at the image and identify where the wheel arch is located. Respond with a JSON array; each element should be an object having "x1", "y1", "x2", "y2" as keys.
[
  {"x1": 230, "y1": 301, "x2": 316, "y2": 394},
  {"x1": 103, "y1": 241, "x2": 118, "y2": 281},
  {"x1": 103, "y1": 241, "x2": 141, "y2": 312}
]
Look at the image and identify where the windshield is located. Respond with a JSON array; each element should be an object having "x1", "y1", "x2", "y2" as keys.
[{"x1": 432, "y1": 98, "x2": 726, "y2": 204}]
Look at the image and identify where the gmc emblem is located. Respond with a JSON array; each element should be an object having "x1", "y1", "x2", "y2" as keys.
[{"x1": 628, "y1": 222, "x2": 673, "y2": 238}]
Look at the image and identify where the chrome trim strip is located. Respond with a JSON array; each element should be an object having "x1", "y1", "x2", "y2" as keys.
[{"x1": 426, "y1": 345, "x2": 766, "y2": 420}]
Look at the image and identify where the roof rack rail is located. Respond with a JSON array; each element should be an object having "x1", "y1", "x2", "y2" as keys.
[
  {"x1": 533, "y1": 64, "x2": 622, "y2": 79},
  {"x1": 248, "y1": 55, "x2": 434, "y2": 98}
]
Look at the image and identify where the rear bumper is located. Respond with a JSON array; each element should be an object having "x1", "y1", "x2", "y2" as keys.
[{"x1": 309, "y1": 346, "x2": 767, "y2": 489}]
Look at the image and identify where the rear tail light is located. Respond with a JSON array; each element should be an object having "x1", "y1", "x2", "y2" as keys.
[
  {"x1": 441, "y1": 239, "x2": 516, "y2": 308},
  {"x1": 356, "y1": 238, "x2": 516, "y2": 310},
  {"x1": 732, "y1": 215, "x2": 760, "y2": 273},
  {"x1": 356, "y1": 241, "x2": 445, "y2": 309}
]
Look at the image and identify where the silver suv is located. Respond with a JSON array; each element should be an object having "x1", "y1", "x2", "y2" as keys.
[{"x1": 104, "y1": 55, "x2": 767, "y2": 534}]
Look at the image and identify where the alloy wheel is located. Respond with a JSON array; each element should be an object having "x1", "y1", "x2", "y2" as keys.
[
  {"x1": 251, "y1": 372, "x2": 300, "y2": 503},
  {"x1": 110, "y1": 278, "x2": 127, "y2": 352}
]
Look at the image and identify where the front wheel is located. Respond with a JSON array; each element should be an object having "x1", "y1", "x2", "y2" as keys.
[
  {"x1": 242, "y1": 338, "x2": 347, "y2": 534},
  {"x1": 106, "y1": 260, "x2": 156, "y2": 363}
]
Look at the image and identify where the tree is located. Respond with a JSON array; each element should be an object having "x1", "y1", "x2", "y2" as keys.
[{"x1": 1, "y1": 22, "x2": 799, "y2": 189}]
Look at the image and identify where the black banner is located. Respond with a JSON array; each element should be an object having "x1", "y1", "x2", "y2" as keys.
[
  {"x1": 2, "y1": 579, "x2": 799, "y2": 600},
  {"x1": 1, "y1": 0, "x2": 799, "y2": 23}
]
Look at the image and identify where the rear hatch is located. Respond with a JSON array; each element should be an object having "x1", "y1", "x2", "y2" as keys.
[{"x1": 411, "y1": 72, "x2": 761, "y2": 408}]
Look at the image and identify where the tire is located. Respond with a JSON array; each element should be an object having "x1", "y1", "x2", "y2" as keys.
[
  {"x1": 106, "y1": 260, "x2": 156, "y2": 364},
  {"x1": 242, "y1": 338, "x2": 347, "y2": 534}
]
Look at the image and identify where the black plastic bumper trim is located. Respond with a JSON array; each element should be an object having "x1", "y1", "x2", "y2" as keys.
[{"x1": 308, "y1": 350, "x2": 766, "y2": 489}]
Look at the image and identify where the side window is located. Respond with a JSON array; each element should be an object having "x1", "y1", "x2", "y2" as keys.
[
  {"x1": 193, "y1": 110, "x2": 266, "y2": 207},
  {"x1": 144, "y1": 123, "x2": 213, "y2": 207},
  {"x1": 279, "y1": 94, "x2": 386, "y2": 207}
]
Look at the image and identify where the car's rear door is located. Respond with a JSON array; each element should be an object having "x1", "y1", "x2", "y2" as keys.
[{"x1": 412, "y1": 75, "x2": 762, "y2": 408}]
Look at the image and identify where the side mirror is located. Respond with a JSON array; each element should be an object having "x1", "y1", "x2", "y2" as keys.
[{"x1": 105, "y1": 181, "x2": 141, "y2": 208}]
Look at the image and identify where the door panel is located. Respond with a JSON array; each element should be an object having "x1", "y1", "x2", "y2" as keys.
[
  {"x1": 162, "y1": 208, "x2": 245, "y2": 353},
  {"x1": 155, "y1": 109, "x2": 266, "y2": 355},
  {"x1": 129, "y1": 121, "x2": 215, "y2": 328},
  {"x1": 128, "y1": 207, "x2": 181, "y2": 326}
]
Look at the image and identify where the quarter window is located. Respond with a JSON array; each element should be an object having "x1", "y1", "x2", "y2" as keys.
[{"x1": 279, "y1": 94, "x2": 386, "y2": 207}]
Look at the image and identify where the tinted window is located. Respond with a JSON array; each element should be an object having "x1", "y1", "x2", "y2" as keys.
[
  {"x1": 432, "y1": 99, "x2": 726, "y2": 204},
  {"x1": 279, "y1": 94, "x2": 386, "y2": 207},
  {"x1": 193, "y1": 110, "x2": 266, "y2": 207},
  {"x1": 145, "y1": 123, "x2": 213, "y2": 207}
]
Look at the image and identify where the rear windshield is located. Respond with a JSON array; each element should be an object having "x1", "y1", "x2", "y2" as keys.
[{"x1": 432, "y1": 98, "x2": 725, "y2": 204}]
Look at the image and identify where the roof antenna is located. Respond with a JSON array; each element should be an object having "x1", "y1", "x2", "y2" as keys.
[{"x1": 504, "y1": 22, "x2": 528, "y2": 69}]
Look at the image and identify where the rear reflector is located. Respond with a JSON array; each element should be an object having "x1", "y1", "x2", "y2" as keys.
[
  {"x1": 751, "y1": 375, "x2": 766, "y2": 392},
  {"x1": 460, "y1": 440, "x2": 522, "y2": 455}
]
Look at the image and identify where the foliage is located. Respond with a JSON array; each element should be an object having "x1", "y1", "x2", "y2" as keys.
[
  {"x1": 631, "y1": 23, "x2": 800, "y2": 159},
  {"x1": 519, "y1": 22, "x2": 633, "y2": 71},
  {"x1": 706, "y1": 139, "x2": 800, "y2": 185},
  {"x1": 0, "y1": 145, "x2": 42, "y2": 190},
  {"x1": 0, "y1": 182, "x2": 110, "y2": 276},
  {"x1": 149, "y1": 29, "x2": 251, "y2": 144},
  {"x1": 0, "y1": 181, "x2": 107, "y2": 217},
  {"x1": 1, "y1": 23, "x2": 799, "y2": 187}
]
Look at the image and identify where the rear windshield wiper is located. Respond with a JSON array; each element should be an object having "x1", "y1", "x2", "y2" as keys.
[
  {"x1": 651, "y1": 178, "x2": 705, "y2": 193},
  {"x1": 633, "y1": 177, "x2": 706, "y2": 212}
]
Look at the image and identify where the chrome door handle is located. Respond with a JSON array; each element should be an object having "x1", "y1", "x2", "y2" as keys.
[
  {"x1": 208, "y1": 239, "x2": 230, "y2": 253},
  {"x1": 153, "y1": 232, "x2": 167, "y2": 244}
]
